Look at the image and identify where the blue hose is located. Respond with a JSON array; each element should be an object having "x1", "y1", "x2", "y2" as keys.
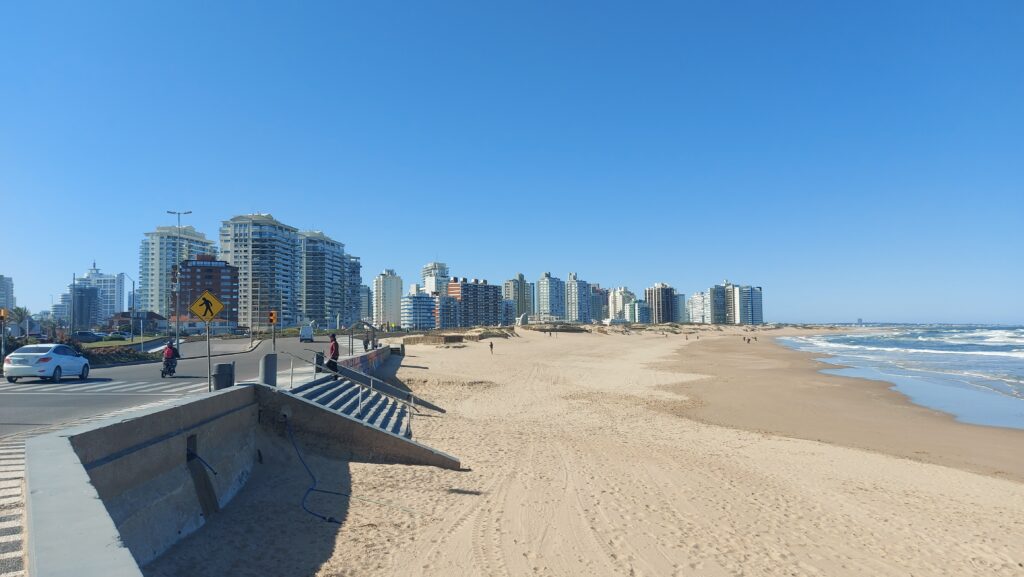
[{"x1": 285, "y1": 419, "x2": 342, "y2": 524}]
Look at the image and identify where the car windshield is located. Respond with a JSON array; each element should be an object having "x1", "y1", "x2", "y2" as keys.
[{"x1": 14, "y1": 346, "x2": 53, "y2": 354}]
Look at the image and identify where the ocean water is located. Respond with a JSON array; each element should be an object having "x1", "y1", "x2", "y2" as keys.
[{"x1": 779, "y1": 326, "x2": 1024, "y2": 430}]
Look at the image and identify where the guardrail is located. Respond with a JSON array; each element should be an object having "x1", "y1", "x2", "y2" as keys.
[{"x1": 279, "y1": 351, "x2": 420, "y2": 437}]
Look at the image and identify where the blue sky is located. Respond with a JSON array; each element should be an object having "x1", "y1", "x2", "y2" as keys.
[{"x1": 1, "y1": 1, "x2": 1021, "y2": 324}]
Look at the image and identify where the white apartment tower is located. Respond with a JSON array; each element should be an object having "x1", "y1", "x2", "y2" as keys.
[
  {"x1": 80, "y1": 263, "x2": 126, "y2": 323},
  {"x1": 421, "y1": 262, "x2": 450, "y2": 295},
  {"x1": 535, "y1": 272, "x2": 565, "y2": 321},
  {"x1": 565, "y1": 272, "x2": 591, "y2": 323},
  {"x1": 373, "y1": 269, "x2": 403, "y2": 328},
  {"x1": 220, "y1": 214, "x2": 300, "y2": 329},
  {"x1": 608, "y1": 287, "x2": 636, "y2": 320},
  {"x1": 138, "y1": 225, "x2": 216, "y2": 317}
]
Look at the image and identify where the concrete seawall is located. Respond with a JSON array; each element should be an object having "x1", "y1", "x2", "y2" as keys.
[{"x1": 24, "y1": 347, "x2": 457, "y2": 577}]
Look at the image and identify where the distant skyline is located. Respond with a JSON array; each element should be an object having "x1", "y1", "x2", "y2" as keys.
[{"x1": 2, "y1": 1, "x2": 1022, "y2": 324}]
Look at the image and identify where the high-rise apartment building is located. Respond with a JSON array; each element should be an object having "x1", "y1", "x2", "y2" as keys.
[
  {"x1": 625, "y1": 300, "x2": 651, "y2": 324},
  {"x1": 401, "y1": 291, "x2": 436, "y2": 330},
  {"x1": 707, "y1": 284, "x2": 728, "y2": 324},
  {"x1": 298, "y1": 231, "x2": 345, "y2": 327},
  {"x1": 447, "y1": 278, "x2": 502, "y2": 327},
  {"x1": 78, "y1": 262, "x2": 125, "y2": 325},
  {"x1": 358, "y1": 284, "x2": 372, "y2": 323},
  {"x1": 434, "y1": 294, "x2": 459, "y2": 329},
  {"x1": 373, "y1": 269, "x2": 403, "y2": 328},
  {"x1": 724, "y1": 282, "x2": 764, "y2": 325},
  {"x1": 644, "y1": 283, "x2": 676, "y2": 324},
  {"x1": 0, "y1": 276, "x2": 14, "y2": 311},
  {"x1": 589, "y1": 285, "x2": 609, "y2": 323},
  {"x1": 220, "y1": 214, "x2": 300, "y2": 329},
  {"x1": 503, "y1": 273, "x2": 534, "y2": 319},
  {"x1": 674, "y1": 293, "x2": 688, "y2": 323},
  {"x1": 0, "y1": 275, "x2": 15, "y2": 309},
  {"x1": 173, "y1": 255, "x2": 239, "y2": 323},
  {"x1": 139, "y1": 226, "x2": 216, "y2": 318},
  {"x1": 71, "y1": 286, "x2": 100, "y2": 331},
  {"x1": 608, "y1": 287, "x2": 636, "y2": 320},
  {"x1": 421, "y1": 262, "x2": 450, "y2": 296},
  {"x1": 535, "y1": 272, "x2": 565, "y2": 321},
  {"x1": 687, "y1": 292, "x2": 707, "y2": 324},
  {"x1": 565, "y1": 272, "x2": 591, "y2": 323},
  {"x1": 342, "y1": 254, "x2": 362, "y2": 326}
]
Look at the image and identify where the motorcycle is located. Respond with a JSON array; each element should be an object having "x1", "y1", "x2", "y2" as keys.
[{"x1": 160, "y1": 358, "x2": 177, "y2": 378}]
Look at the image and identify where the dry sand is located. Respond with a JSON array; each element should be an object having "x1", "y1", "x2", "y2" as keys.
[{"x1": 150, "y1": 327, "x2": 1024, "y2": 576}]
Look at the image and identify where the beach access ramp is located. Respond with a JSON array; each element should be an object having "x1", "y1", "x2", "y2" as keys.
[{"x1": 24, "y1": 354, "x2": 457, "y2": 577}]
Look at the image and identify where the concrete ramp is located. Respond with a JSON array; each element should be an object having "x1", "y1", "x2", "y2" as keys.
[{"x1": 25, "y1": 384, "x2": 459, "y2": 577}]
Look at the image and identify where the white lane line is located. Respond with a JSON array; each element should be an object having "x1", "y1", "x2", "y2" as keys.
[
  {"x1": 93, "y1": 381, "x2": 153, "y2": 392},
  {"x1": 64, "y1": 381, "x2": 129, "y2": 392},
  {"x1": 0, "y1": 532, "x2": 22, "y2": 544},
  {"x1": 0, "y1": 384, "x2": 50, "y2": 393}
]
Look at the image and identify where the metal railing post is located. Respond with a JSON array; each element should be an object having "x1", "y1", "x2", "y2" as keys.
[
  {"x1": 407, "y1": 393, "x2": 415, "y2": 437},
  {"x1": 290, "y1": 357, "x2": 294, "y2": 389}
]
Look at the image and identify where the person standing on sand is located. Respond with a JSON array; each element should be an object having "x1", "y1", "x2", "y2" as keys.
[
  {"x1": 489, "y1": 342, "x2": 494, "y2": 354},
  {"x1": 327, "y1": 334, "x2": 339, "y2": 380}
]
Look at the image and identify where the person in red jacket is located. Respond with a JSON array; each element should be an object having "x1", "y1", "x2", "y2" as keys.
[{"x1": 327, "y1": 334, "x2": 339, "y2": 380}]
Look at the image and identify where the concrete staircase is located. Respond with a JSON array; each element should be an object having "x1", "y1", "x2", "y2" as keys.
[{"x1": 289, "y1": 378, "x2": 413, "y2": 438}]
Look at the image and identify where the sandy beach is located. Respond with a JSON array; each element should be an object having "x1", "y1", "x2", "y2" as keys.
[{"x1": 148, "y1": 327, "x2": 1024, "y2": 577}]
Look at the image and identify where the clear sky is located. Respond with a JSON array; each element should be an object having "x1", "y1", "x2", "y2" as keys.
[{"x1": 1, "y1": 1, "x2": 1021, "y2": 324}]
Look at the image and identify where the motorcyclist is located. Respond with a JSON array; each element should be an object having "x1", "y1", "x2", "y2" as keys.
[{"x1": 162, "y1": 340, "x2": 179, "y2": 375}]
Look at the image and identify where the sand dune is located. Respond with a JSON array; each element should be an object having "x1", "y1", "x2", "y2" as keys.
[{"x1": 315, "y1": 328, "x2": 1024, "y2": 576}]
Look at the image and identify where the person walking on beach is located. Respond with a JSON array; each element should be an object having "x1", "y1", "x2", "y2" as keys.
[
  {"x1": 489, "y1": 341, "x2": 494, "y2": 355},
  {"x1": 327, "y1": 334, "x2": 339, "y2": 380}
]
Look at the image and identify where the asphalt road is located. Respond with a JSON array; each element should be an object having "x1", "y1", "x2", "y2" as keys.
[{"x1": 0, "y1": 335, "x2": 367, "y2": 439}]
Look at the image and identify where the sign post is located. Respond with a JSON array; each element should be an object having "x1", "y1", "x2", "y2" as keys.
[
  {"x1": 0, "y1": 308, "x2": 7, "y2": 368},
  {"x1": 189, "y1": 290, "x2": 224, "y2": 392}
]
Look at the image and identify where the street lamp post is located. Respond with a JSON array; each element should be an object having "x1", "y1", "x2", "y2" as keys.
[
  {"x1": 124, "y1": 274, "x2": 140, "y2": 352},
  {"x1": 167, "y1": 210, "x2": 192, "y2": 348}
]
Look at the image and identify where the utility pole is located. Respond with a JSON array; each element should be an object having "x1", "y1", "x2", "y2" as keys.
[{"x1": 167, "y1": 210, "x2": 192, "y2": 349}]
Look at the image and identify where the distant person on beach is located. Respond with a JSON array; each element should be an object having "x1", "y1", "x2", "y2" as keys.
[
  {"x1": 327, "y1": 334, "x2": 339, "y2": 380},
  {"x1": 489, "y1": 342, "x2": 494, "y2": 354}
]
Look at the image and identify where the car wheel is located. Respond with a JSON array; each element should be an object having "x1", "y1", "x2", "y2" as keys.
[
  {"x1": 80, "y1": 364, "x2": 90, "y2": 380},
  {"x1": 5, "y1": 377, "x2": 17, "y2": 383},
  {"x1": 51, "y1": 367, "x2": 62, "y2": 384}
]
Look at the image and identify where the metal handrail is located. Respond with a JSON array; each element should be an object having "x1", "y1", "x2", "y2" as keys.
[{"x1": 279, "y1": 351, "x2": 420, "y2": 414}]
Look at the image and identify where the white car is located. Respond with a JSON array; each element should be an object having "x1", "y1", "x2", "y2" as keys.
[{"x1": 3, "y1": 344, "x2": 90, "y2": 383}]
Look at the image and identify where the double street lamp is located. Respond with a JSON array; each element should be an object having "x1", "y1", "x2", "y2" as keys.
[{"x1": 167, "y1": 210, "x2": 192, "y2": 348}]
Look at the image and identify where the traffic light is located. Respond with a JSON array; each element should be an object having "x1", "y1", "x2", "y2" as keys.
[
  {"x1": 269, "y1": 311, "x2": 277, "y2": 325},
  {"x1": 0, "y1": 308, "x2": 6, "y2": 321}
]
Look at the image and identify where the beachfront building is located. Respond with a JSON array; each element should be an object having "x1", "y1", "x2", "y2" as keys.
[
  {"x1": 421, "y1": 262, "x2": 450, "y2": 296},
  {"x1": 434, "y1": 294, "x2": 459, "y2": 329},
  {"x1": 401, "y1": 290, "x2": 436, "y2": 330},
  {"x1": 138, "y1": 225, "x2": 216, "y2": 318},
  {"x1": 220, "y1": 214, "x2": 300, "y2": 329},
  {"x1": 0, "y1": 275, "x2": 14, "y2": 309},
  {"x1": 590, "y1": 285, "x2": 609, "y2": 323},
  {"x1": 625, "y1": 300, "x2": 651, "y2": 324},
  {"x1": 447, "y1": 278, "x2": 502, "y2": 327},
  {"x1": 298, "y1": 231, "x2": 345, "y2": 328},
  {"x1": 724, "y1": 282, "x2": 764, "y2": 325},
  {"x1": 500, "y1": 300, "x2": 517, "y2": 326},
  {"x1": 687, "y1": 292, "x2": 707, "y2": 324},
  {"x1": 503, "y1": 273, "x2": 534, "y2": 318},
  {"x1": 608, "y1": 287, "x2": 636, "y2": 320},
  {"x1": 674, "y1": 293, "x2": 688, "y2": 323},
  {"x1": 342, "y1": 254, "x2": 363, "y2": 327},
  {"x1": 358, "y1": 284, "x2": 372, "y2": 323},
  {"x1": 565, "y1": 272, "x2": 591, "y2": 323},
  {"x1": 172, "y1": 255, "x2": 239, "y2": 323},
  {"x1": 707, "y1": 284, "x2": 728, "y2": 324},
  {"x1": 373, "y1": 269, "x2": 403, "y2": 328},
  {"x1": 645, "y1": 283, "x2": 676, "y2": 324},
  {"x1": 536, "y1": 272, "x2": 565, "y2": 321}
]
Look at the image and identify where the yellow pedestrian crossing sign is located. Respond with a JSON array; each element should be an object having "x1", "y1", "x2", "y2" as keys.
[{"x1": 190, "y1": 290, "x2": 224, "y2": 322}]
